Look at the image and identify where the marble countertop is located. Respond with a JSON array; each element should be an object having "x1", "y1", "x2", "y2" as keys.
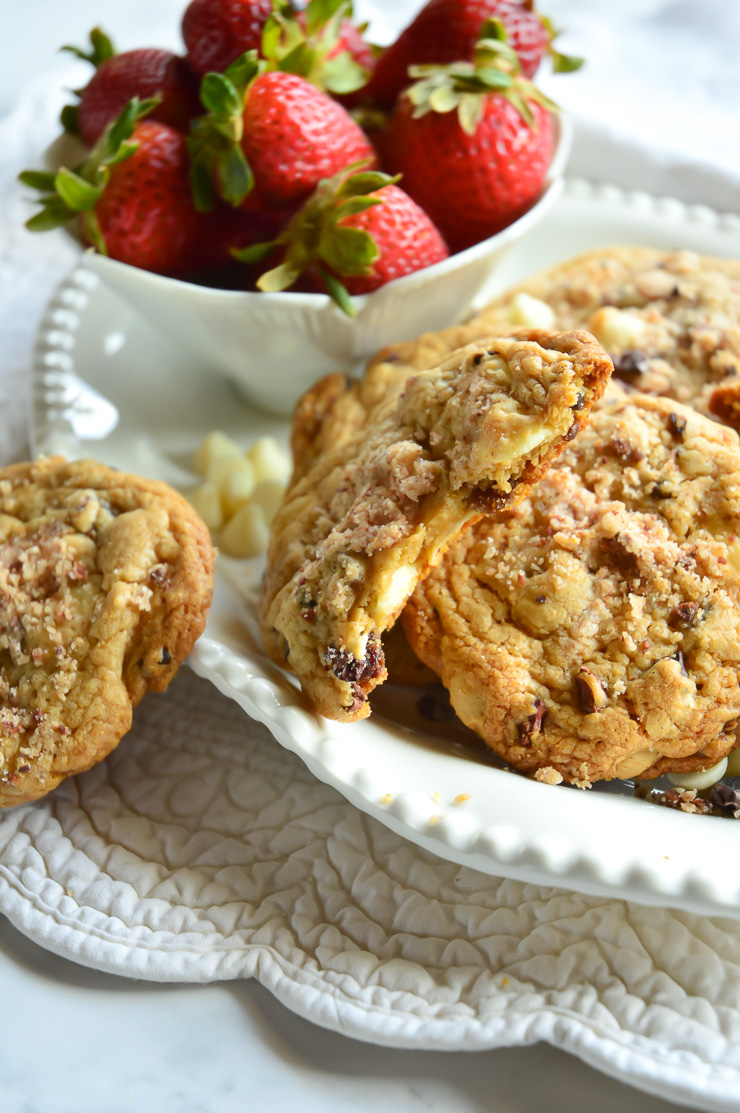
[{"x1": 1, "y1": 1, "x2": 734, "y2": 1109}]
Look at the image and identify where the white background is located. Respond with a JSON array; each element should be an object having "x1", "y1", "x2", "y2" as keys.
[{"x1": 1, "y1": 1, "x2": 738, "y2": 1110}]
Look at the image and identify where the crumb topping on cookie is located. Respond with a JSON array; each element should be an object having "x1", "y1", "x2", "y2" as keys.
[
  {"x1": 404, "y1": 393, "x2": 740, "y2": 782},
  {"x1": 364, "y1": 248, "x2": 740, "y2": 432},
  {"x1": 260, "y1": 330, "x2": 612, "y2": 722},
  {"x1": 0, "y1": 457, "x2": 214, "y2": 808}
]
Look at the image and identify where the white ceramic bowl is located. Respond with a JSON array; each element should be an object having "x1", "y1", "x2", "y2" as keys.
[{"x1": 82, "y1": 115, "x2": 571, "y2": 415}]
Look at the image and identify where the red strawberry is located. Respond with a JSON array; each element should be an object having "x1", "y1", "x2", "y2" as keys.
[
  {"x1": 193, "y1": 193, "x2": 290, "y2": 270},
  {"x1": 182, "y1": 0, "x2": 273, "y2": 77},
  {"x1": 327, "y1": 182, "x2": 448, "y2": 294},
  {"x1": 231, "y1": 162, "x2": 448, "y2": 312},
  {"x1": 386, "y1": 23, "x2": 555, "y2": 251},
  {"x1": 77, "y1": 50, "x2": 201, "y2": 146},
  {"x1": 244, "y1": 72, "x2": 376, "y2": 206},
  {"x1": 21, "y1": 101, "x2": 205, "y2": 275},
  {"x1": 359, "y1": 0, "x2": 580, "y2": 108}
]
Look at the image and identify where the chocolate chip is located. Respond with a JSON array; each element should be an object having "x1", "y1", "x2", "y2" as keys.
[
  {"x1": 517, "y1": 698, "x2": 547, "y2": 747},
  {"x1": 571, "y1": 393, "x2": 586, "y2": 412},
  {"x1": 472, "y1": 352, "x2": 484, "y2": 366},
  {"x1": 651, "y1": 483, "x2": 672, "y2": 499},
  {"x1": 160, "y1": 647, "x2": 171, "y2": 665},
  {"x1": 612, "y1": 350, "x2": 650, "y2": 381},
  {"x1": 600, "y1": 534, "x2": 640, "y2": 577},
  {"x1": 673, "y1": 649, "x2": 688, "y2": 677},
  {"x1": 324, "y1": 634, "x2": 384, "y2": 685},
  {"x1": 17, "y1": 765, "x2": 30, "y2": 774},
  {"x1": 575, "y1": 668, "x2": 607, "y2": 714},
  {"x1": 535, "y1": 595, "x2": 546, "y2": 604},
  {"x1": 149, "y1": 564, "x2": 169, "y2": 584},
  {"x1": 669, "y1": 601, "x2": 700, "y2": 627},
  {"x1": 610, "y1": 437, "x2": 633, "y2": 458},
  {"x1": 668, "y1": 412, "x2": 687, "y2": 440},
  {"x1": 709, "y1": 779, "x2": 740, "y2": 812},
  {"x1": 564, "y1": 421, "x2": 580, "y2": 442}
]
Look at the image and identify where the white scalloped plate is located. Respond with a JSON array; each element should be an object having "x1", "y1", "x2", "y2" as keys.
[{"x1": 31, "y1": 179, "x2": 740, "y2": 920}]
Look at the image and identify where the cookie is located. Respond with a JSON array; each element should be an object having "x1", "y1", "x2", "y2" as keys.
[
  {"x1": 0, "y1": 457, "x2": 215, "y2": 808},
  {"x1": 367, "y1": 248, "x2": 740, "y2": 426},
  {"x1": 259, "y1": 330, "x2": 612, "y2": 722},
  {"x1": 404, "y1": 393, "x2": 740, "y2": 783}
]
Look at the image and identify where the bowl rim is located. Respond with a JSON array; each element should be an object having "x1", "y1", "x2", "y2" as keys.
[{"x1": 83, "y1": 112, "x2": 573, "y2": 310}]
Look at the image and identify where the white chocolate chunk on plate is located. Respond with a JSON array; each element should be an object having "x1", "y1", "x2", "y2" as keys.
[
  {"x1": 193, "y1": 430, "x2": 242, "y2": 477},
  {"x1": 248, "y1": 436, "x2": 291, "y2": 484},
  {"x1": 221, "y1": 502, "x2": 270, "y2": 558},
  {"x1": 187, "y1": 482, "x2": 224, "y2": 532}
]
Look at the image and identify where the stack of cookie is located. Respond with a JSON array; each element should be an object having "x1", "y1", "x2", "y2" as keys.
[{"x1": 260, "y1": 248, "x2": 740, "y2": 791}]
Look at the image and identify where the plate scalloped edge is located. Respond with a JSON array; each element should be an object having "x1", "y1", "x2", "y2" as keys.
[{"x1": 29, "y1": 176, "x2": 740, "y2": 923}]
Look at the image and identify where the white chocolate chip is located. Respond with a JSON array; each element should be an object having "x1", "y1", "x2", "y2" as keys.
[
  {"x1": 221, "y1": 462, "x2": 257, "y2": 518},
  {"x1": 508, "y1": 292, "x2": 556, "y2": 329},
  {"x1": 587, "y1": 306, "x2": 648, "y2": 351},
  {"x1": 187, "y1": 482, "x2": 224, "y2": 532},
  {"x1": 250, "y1": 479, "x2": 286, "y2": 526},
  {"x1": 193, "y1": 431, "x2": 242, "y2": 477},
  {"x1": 220, "y1": 502, "x2": 271, "y2": 558},
  {"x1": 248, "y1": 436, "x2": 291, "y2": 484},
  {"x1": 667, "y1": 757, "x2": 728, "y2": 791}
]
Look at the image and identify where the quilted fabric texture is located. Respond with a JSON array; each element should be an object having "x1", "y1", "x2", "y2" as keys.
[{"x1": 0, "y1": 670, "x2": 739, "y2": 1112}]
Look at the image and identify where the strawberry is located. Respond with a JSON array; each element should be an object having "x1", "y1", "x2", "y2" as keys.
[
  {"x1": 20, "y1": 100, "x2": 205, "y2": 274},
  {"x1": 60, "y1": 29, "x2": 201, "y2": 146},
  {"x1": 182, "y1": 0, "x2": 274, "y2": 77},
  {"x1": 231, "y1": 161, "x2": 448, "y2": 313},
  {"x1": 244, "y1": 71, "x2": 376, "y2": 205},
  {"x1": 260, "y1": 0, "x2": 377, "y2": 97},
  {"x1": 189, "y1": 57, "x2": 377, "y2": 211},
  {"x1": 358, "y1": 0, "x2": 581, "y2": 108},
  {"x1": 386, "y1": 21, "x2": 556, "y2": 252}
]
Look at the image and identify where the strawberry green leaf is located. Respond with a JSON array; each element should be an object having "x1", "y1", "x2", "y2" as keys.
[
  {"x1": 224, "y1": 50, "x2": 264, "y2": 92},
  {"x1": 60, "y1": 104, "x2": 80, "y2": 134},
  {"x1": 334, "y1": 195, "x2": 382, "y2": 220},
  {"x1": 189, "y1": 159, "x2": 216, "y2": 213},
  {"x1": 323, "y1": 52, "x2": 368, "y2": 94},
  {"x1": 278, "y1": 43, "x2": 316, "y2": 76},
  {"x1": 82, "y1": 210, "x2": 108, "y2": 255},
  {"x1": 200, "y1": 73, "x2": 243, "y2": 119},
  {"x1": 261, "y1": 13, "x2": 283, "y2": 60},
  {"x1": 104, "y1": 96, "x2": 158, "y2": 161},
  {"x1": 25, "y1": 196, "x2": 75, "y2": 232},
  {"x1": 61, "y1": 26, "x2": 116, "y2": 68},
  {"x1": 305, "y1": 0, "x2": 347, "y2": 37},
  {"x1": 504, "y1": 87, "x2": 535, "y2": 128},
  {"x1": 552, "y1": 51, "x2": 584, "y2": 73},
  {"x1": 216, "y1": 145, "x2": 253, "y2": 207},
  {"x1": 257, "y1": 261, "x2": 303, "y2": 292},
  {"x1": 55, "y1": 167, "x2": 101, "y2": 211},
  {"x1": 105, "y1": 139, "x2": 140, "y2": 167},
  {"x1": 478, "y1": 17, "x2": 507, "y2": 43},
  {"x1": 457, "y1": 92, "x2": 485, "y2": 135},
  {"x1": 428, "y1": 84, "x2": 460, "y2": 113},
  {"x1": 473, "y1": 67, "x2": 513, "y2": 90},
  {"x1": 319, "y1": 225, "x2": 377, "y2": 275},
  {"x1": 335, "y1": 169, "x2": 399, "y2": 198},
  {"x1": 231, "y1": 241, "x2": 277, "y2": 264},
  {"x1": 318, "y1": 267, "x2": 356, "y2": 316},
  {"x1": 18, "y1": 170, "x2": 57, "y2": 192}
]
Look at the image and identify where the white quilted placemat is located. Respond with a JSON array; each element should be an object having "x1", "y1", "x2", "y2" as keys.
[{"x1": 1, "y1": 670, "x2": 740, "y2": 1113}]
